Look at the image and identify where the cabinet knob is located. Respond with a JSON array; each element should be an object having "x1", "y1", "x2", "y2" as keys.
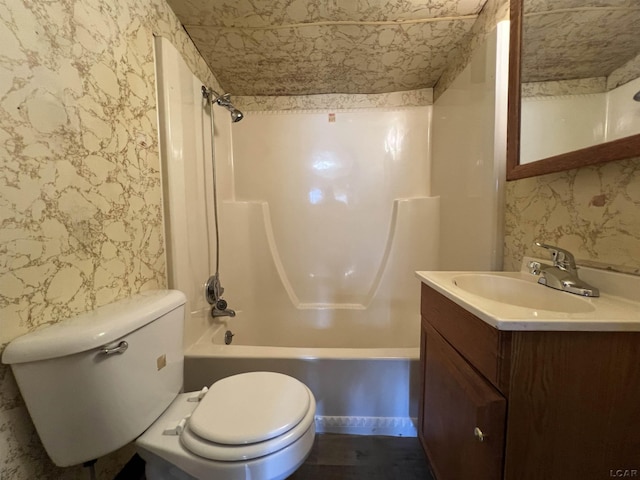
[{"x1": 474, "y1": 427, "x2": 486, "y2": 442}]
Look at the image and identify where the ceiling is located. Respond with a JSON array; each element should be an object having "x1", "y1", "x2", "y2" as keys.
[
  {"x1": 522, "y1": 0, "x2": 640, "y2": 84},
  {"x1": 166, "y1": 0, "x2": 487, "y2": 96},
  {"x1": 168, "y1": 0, "x2": 640, "y2": 96}
]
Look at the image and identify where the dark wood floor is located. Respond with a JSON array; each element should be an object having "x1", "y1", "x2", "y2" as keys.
[
  {"x1": 288, "y1": 433, "x2": 434, "y2": 480},
  {"x1": 117, "y1": 433, "x2": 434, "y2": 479}
]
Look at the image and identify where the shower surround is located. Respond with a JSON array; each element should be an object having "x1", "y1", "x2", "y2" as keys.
[{"x1": 156, "y1": 37, "x2": 440, "y2": 435}]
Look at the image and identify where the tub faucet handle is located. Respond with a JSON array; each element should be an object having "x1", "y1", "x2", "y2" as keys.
[{"x1": 205, "y1": 273, "x2": 224, "y2": 305}]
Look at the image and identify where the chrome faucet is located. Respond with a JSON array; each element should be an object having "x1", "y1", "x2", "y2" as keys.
[
  {"x1": 529, "y1": 242, "x2": 599, "y2": 297},
  {"x1": 211, "y1": 300, "x2": 236, "y2": 318},
  {"x1": 205, "y1": 274, "x2": 236, "y2": 318}
]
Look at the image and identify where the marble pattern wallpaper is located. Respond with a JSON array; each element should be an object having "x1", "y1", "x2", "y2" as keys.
[
  {"x1": 0, "y1": 0, "x2": 219, "y2": 478},
  {"x1": 521, "y1": 78, "x2": 606, "y2": 97},
  {"x1": 608, "y1": 52, "x2": 640, "y2": 91},
  {"x1": 504, "y1": 157, "x2": 640, "y2": 275},
  {"x1": 170, "y1": 0, "x2": 487, "y2": 25},
  {"x1": 526, "y1": 0, "x2": 635, "y2": 9},
  {"x1": 521, "y1": 54, "x2": 640, "y2": 98},
  {"x1": 513, "y1": 1, "x2": 640, "y2": 275},
  {"x1": 434, "y1": 0, "x2": 509, "y2": 99},
  {"x1": 236, "y1": 88, "x2": 433, "y2": 111},
  {"x1": 2, "y1": 0, "x2": 638, "y2": 477},
  {"x1": 521, "y1": 1, "x2": 640, "y2": 83},
  {"x1": 167, "y1": 0, "x2": 487, "y2": 95}
]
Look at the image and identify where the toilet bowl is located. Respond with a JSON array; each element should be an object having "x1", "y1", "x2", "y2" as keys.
[
  {"x1": 138, "y1": 372, "x2": 316, "y2": 480},
  {"x1": 1, "y1": 290, "x2": 316, "y2": 480}
]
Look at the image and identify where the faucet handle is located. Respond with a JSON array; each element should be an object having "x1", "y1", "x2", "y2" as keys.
[
  {"x1": 527, "y1": 261, "x2": 542, "y2": 275},
  {"x1": 534, "y1": 242, "x2": 577, "y2": 271},
  {"x1": 205, "y1": 273, "x2": 224, "y2": 305}
]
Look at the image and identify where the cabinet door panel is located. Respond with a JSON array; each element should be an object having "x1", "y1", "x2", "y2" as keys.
[
  {"x1": 422, "y1": 323, "x2": 506, "y2": 480},
  {"x1": 421, "y1": 285, "x2": 509, "y2": 392}
]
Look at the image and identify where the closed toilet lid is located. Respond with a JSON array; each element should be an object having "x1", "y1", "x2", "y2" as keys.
[
  {"x1": 180, "y1": 372, "x2": 316, "y2": 462},
  {"x1": 189, "y1": 372, "x2": 310, "y2": 444}
]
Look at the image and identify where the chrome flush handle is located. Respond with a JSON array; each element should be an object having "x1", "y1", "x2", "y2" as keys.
[{"x1": 99, "y1": 341, "x2": 128, "y2": 355}]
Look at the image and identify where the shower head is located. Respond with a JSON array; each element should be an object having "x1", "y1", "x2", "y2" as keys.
[
  {"x1": 201, "y1": 86, "x2": 244, "y2": 122},
  {"x1": 215, "y1": 94, "x2": 244, "y2": 122},
  {"x1": 230, "y1": 108, "x2": 244, "y2": 123},
  {"x1": 634, "y1": 90, "x2": 640, "y2": 102}
]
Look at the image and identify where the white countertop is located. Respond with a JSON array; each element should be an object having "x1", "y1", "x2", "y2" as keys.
[{"x1": 416, "y1": 261, "x2": 640, "y2": 332}]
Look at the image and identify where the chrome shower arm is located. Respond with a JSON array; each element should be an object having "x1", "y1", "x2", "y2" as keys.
[
  {"x1": 201, "y1": 85, "x2": 221, "y2": 102},
  {"x1": 202, "y1": 85, "x2": 244, "y2": 122}
]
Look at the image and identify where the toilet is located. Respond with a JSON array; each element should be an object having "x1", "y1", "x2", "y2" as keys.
[{"x1": 1, "y1": 290, "x2": 316, "y2": 480}]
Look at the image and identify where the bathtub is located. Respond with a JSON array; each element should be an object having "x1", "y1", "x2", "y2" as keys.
[
  {"x1": 156, "y1": 37, "x2": 435, "y2": 438},
  {"x1": 184, "y1": 313, "x2": 421, "y2": 437}
]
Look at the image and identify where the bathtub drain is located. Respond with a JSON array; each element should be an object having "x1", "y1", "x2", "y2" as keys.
[{"x1": 224, "y1": 330, "x2": 235, "y2": 345}]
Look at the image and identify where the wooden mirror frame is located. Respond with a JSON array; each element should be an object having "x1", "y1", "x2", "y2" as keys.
[{"x1": 506, "y1": 0, "x2": 640, "y2": 181}]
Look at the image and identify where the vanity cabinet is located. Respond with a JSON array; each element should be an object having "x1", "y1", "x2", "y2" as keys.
[{"x1": 419, "y1": 283, "x2": 640, "y2": 480}]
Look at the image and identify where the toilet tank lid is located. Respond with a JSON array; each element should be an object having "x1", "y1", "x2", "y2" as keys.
[{"x1": 2, "y1": 290, "x2": 186, "y2": 365}]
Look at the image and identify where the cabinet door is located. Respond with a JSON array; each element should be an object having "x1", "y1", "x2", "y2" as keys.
[{"x1": 421, "y1": 323, "x2": 506, "y2": 480}]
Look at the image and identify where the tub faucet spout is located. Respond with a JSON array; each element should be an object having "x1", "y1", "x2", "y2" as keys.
[
  {"x1": 211, "y1": 307, "x2": 236, "y2": 318},
  {"x1": 211, "y1": 298, "x2": 235, "y2": 318}
]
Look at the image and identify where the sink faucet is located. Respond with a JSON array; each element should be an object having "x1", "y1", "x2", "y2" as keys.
[{"x1": 529, "y1": 242, "x2": 599, "y2": 297}]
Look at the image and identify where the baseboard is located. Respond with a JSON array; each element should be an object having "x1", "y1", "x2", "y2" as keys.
[{"x1": 314, "y1": 416, "x2": 418, "y2": 437}]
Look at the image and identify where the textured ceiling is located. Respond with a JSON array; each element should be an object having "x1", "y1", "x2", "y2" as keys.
[
  {"x1": 166, "y1": 0, "x2": 487, "y2": 96},
  {"x1": 168, "y1": 0, "x2": 640, "y2": 95},
  {"x1": 522, "y1": 0, "x2": 640, "y2": 83}
]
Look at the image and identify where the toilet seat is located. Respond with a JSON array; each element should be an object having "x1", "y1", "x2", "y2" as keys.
[
  {"x1": 136, "y1": 372, "x2": 317, "y2": 480},
  {"x1": 179, "y1": 372, "x2": 316, "y2": 462}
]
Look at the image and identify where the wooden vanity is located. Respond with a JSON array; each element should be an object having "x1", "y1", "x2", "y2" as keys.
[{"x1": 419, "y1": 283, "x2": 640, "y2": 480}]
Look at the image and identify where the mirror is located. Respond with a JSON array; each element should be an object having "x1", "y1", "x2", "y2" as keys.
[{"x1": 507, "y1": 0, "x2": 640, "y2": 180}]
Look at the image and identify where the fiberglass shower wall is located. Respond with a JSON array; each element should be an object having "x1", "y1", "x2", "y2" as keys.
[
  {"x1": 431, "y1": 22, "x2": 509, "y2": 271},
  {"x1": 520, "y1": 76, "x2": 640, "y2": 164},
  {"x1": 154, "y1": 36, "x2": 437, "y2": 350},
  {"x1": 155, "y1": 36, "x2": 234, "y2": 347},
  {"x1": 156, "y1": 29, "x2": 507, "y2": 347},
  {"x1": 218, "y1": 108, "x2": 439, "y2": 343}
]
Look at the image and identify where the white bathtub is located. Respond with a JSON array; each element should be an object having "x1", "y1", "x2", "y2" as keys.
[
  {"x1": 184, "y1": 314, "x2": 421, "y2": 437},
  {"x1": 156, "y1": 37, "x2": 434, "y2": 437}
]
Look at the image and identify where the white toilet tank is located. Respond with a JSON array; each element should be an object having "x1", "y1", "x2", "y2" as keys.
[{"x1": 1, "y1": 290, "x2": 186, "y2": 467}]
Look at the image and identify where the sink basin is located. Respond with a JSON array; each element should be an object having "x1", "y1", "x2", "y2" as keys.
[{"x1": 452, "y1": 274, "x2": 596, "y2": 313}]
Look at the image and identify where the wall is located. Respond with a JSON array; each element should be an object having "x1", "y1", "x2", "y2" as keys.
[
  {"x1": 235, "y1": 89, "x2": 433, "y2": 111},
  {"x1": 435, "y1": 0, "x2": 509, "y2": 100},
  {"x1": 504, "y1": 156, "x2": 640, "y2": 275},
  {"x1": 154, "y1": 37, "x2": 236, "y2": 349},
  {"x1": 606, "y1": 77, "x2": 640, "y2": 142},
  {"x1": 520, "y1": 77, "x2": 640, "y2": 163},
  {"x1": 431, "y1": 22, "x2": 509, "y2": 271},
  {"x1": 221, "y1": 106, "x2": 438, "y2": 343},
  {"x1": 431, "y1": 0, "x2": 640, "y2": 276},
  {"x1": 507, "y1": 49, "x2": 640, "y2": 274},
  {"x1": 0, "y1": 0, "x2": 218, "y2": 478}
]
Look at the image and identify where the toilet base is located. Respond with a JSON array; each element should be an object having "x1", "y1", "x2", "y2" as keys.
[
  {"x1": 143, "y1": 451, "x2": 196, "y2": 480},
  {"x1": 141, "y1": 443, "x2": 313, "y2": 480},
  {"x1": 136, "y1": 392, "x2": 316, "y2": 480}
]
